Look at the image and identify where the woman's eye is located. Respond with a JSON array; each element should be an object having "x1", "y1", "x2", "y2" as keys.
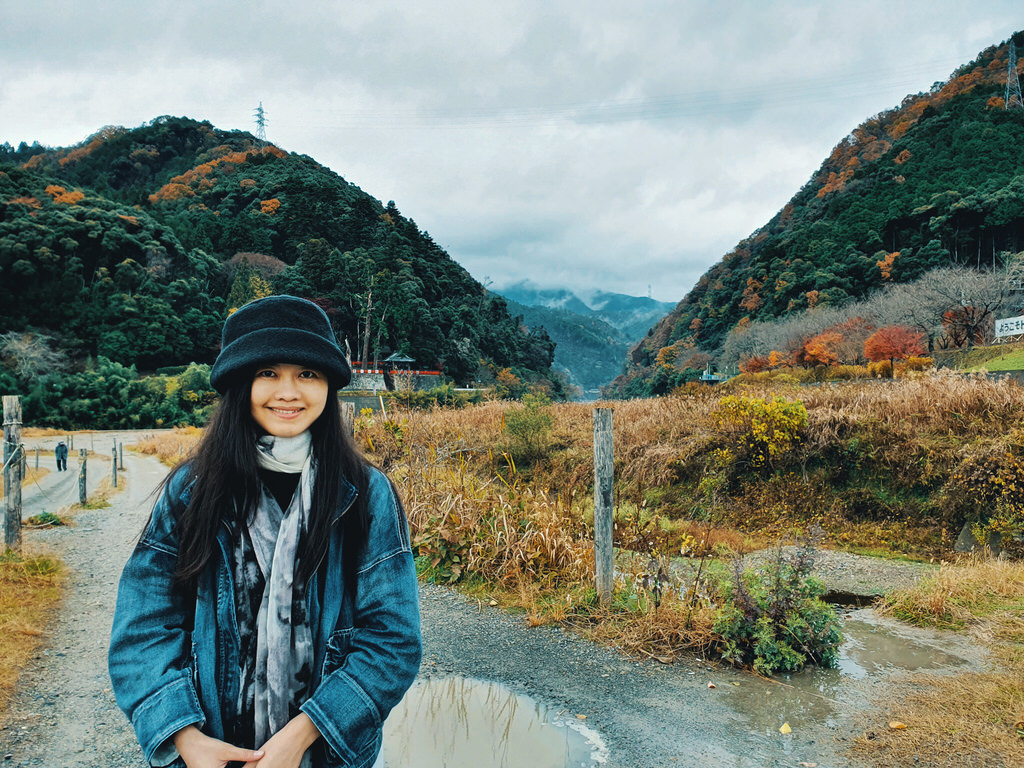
[
  {"x1": 299, "y1": 370, "x2": 320, "y2": 379},
  {"x1": 255, "y1": 369, "x2": 276, "y2": 378}
]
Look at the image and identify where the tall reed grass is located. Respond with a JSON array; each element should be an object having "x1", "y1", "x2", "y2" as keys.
[{"x1": 134, "y1": 427, "x2": 202, "y2": 467}]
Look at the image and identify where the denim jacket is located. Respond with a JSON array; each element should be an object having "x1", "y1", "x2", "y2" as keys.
[{"x1": 108, "y1": 464, "x2": 422, "y2": 768}]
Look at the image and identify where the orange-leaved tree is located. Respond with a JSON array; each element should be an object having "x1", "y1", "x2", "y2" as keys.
[
  {"x1": 864, "y1": 325, "x2": 925, "y2": 377},
  {"x1": 795, "y1": 331, "x2": 843, "y2": 367}
]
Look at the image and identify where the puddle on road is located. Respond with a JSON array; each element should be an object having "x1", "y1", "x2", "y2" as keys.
[
  {"x1": 383, "y1": 676, "x2": 607, "y2": 768},
  {"x1": 723, "y1": 606, "x2": 983, "y2": 735}
]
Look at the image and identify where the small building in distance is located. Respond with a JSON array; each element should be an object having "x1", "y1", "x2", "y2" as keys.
[{"x1": 346, "y1": 353, "x2": 443, "y2": 391}]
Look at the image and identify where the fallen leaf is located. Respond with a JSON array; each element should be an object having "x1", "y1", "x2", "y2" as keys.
[
  {"x1": 575, "y1": 714, "x2": 587, "y2": 720},
  {"x1": 889, "y1": 721, "x2": 907, "y2": 730},
  {"x1": 488, "y1": 599, "x2": 498, "y2": 606},
  {"x1": 779, "y1": 722, "x2": 792, "y2": 734},
  {"x1": 731, "y1": 682, "x2": 740, "y2": 686},
  {"x1": 707, "y1": 682, "x2": 716, "y2": 689},
  {"x1": 797, "y1": 763, "x2": 818, "y2": 767}
]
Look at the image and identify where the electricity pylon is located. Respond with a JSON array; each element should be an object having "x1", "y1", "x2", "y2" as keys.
[
  {"x1": 254, "y1": 102, "x2": 268, "y2": 143},
  {"x1": 1006, "y1": 42, "x2": 1023, "y2": 110}
]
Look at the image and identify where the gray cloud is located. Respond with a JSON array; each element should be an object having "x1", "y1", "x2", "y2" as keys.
[{"x1": 1, "y1": 1, "x2": 1020, "y2": 301}]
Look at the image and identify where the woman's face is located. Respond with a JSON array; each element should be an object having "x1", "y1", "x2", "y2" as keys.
[{"x1": 250, "y1": 362, "x2": 329, "y2": 438}]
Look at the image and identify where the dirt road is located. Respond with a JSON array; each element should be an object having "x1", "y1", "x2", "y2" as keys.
[{"x1": 0, "y1": 439, "x2": 972, "y2": 767}]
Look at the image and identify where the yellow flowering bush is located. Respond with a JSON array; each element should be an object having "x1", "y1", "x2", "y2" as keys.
[{"x1": 712, "y1": 395, "x2": 807, "y2": 471}]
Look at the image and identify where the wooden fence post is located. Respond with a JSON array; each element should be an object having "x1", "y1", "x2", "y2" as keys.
[
  {"x1": 3, "y1": 395, "x2": 23, "y2": 554},
  {"x1": 78, "y1": 449, "x2": 88, "y2": 505},
  {"x1": 341, "y1": 402, "x2": 356, "y2": 437},
  {"x1": 112, "y1": 445, "x2": 118, "y2": 488},
  {"x1": 35, "y1": 447, "x2": 39, "y2": 470},
  {"x1": 593, "y1": 407, "x2": 614, "y2": 607},
  {"x1": 119, "y1": 443, "x2": 124, "y2": 471}
]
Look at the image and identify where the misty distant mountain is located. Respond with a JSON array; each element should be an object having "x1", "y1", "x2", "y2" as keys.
[
  {"x1": 495, "y1": 281, "x2": 675, "y2": 397},
  {"x1": 503, "y1": 298, "x2": 630, "y2": 398},
  {"x1": 498, "y1": 280, "x2": 676, "y2": 340}
]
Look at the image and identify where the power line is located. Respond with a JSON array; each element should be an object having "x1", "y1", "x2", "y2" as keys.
[{"x1": 274, "y1": 55, "x2": 970, "y2": 131}]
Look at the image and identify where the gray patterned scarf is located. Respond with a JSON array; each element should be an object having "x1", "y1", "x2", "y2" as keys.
[{"x1": 249, "y1": 432, "x2": 315, "y2": 766}]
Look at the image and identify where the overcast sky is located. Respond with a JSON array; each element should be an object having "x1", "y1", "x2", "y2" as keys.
[{"x1": 1, "y1": 2, "x2": 1020, "y2": 302}]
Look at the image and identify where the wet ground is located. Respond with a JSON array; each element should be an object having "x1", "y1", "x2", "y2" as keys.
[
  {"x1": 406, "y1": 601, "x2": 987, "y2": 768},
  {"x1": 384, "y1": 676, "x2": 607, "y2": 768}
]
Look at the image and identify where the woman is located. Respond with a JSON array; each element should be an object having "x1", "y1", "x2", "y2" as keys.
[{"x1": 109, "y1": 295, "x2": 421, "y2": 768}]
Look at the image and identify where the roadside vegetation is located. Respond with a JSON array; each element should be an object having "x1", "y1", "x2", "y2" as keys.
[
  {"x1": 853, "y1": 556, "x2": 1024, "y2": 766},
  {"x1": 0, "y1": 551, "x2": 63, "y2": 721},
  {"x1": 0, "y1": 452, "x2": 122, "y2": 721},
  {"x1": 125, "y1": 372, "x2": 1024, "y2": 759}
]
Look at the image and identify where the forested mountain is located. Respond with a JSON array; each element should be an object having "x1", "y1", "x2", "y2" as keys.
[
  {"x1": 496, "y1": 281, "x2": 673, "y2": 394},
  {"x1": 0, "y1": 117, "x2": 560, "y2": 391},
  {"x1": 614, "y1": 31, "x2": 1024, "y2": 395},
  {"x1": 503, "y1": 297, "x2": 629, "y2": 396}
]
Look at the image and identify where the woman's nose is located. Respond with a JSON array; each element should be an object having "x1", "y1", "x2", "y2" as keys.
[{"x1": 273, "y1": 375, "x2": 300, "y2": 398}]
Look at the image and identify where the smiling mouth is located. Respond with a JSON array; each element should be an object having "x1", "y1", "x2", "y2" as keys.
[{"x1": 269, "y1": 407, "x2": 304, "y2": 417}]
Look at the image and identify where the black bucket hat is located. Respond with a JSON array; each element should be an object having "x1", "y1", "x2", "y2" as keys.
[{"x1": 210, "y1": 295, "x2": 351, "y2": 393}]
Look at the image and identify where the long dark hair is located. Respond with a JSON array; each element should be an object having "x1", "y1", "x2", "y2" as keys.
[{"x1": 167, "y1": 383, "x2": 370, "y2": 593}]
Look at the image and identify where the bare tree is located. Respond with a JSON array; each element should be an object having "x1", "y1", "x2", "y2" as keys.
[
  {"x1": 0, "y1": 330, "x2": 68, "y2": 380},
  {"x1": 927, "y1": 267, "x2": 1006, "y2": 348}
]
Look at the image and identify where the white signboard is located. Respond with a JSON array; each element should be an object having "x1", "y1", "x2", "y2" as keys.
[{"x1": 994, "y1": 315, "x2": 1024, "y2": 338}]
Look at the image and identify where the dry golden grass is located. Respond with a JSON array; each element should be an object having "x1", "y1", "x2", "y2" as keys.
[
  {"x1": 20, "y1": 427, "x2": 69, "y2": 438},
  {"x1": 581, "y1": 600, "x2": 719, "y2": 662},
  {"x1": 879, "y1": 555, "x2": 1024, "y2": 627},
  {"x1": 852, "y1": 556, "x2": 1024, "y2": 767},
  {"x1": 0, "y1": 551, "x2": 63, "y2": 721},
  {"x1": 134, "y1": 427, "x2": 202, "y2": 467},
  {"x1": 852, "y1": 669, "x2": 1024, "y2": 768},
  {"x1": 798, "y1": 368, "x2": 1023, "y2": 441}
]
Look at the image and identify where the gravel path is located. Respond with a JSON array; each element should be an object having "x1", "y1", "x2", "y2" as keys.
[
  {"x1": 0, "y1": 440, "x2": 951, "y2": 768},
  {"x1": 1, "y1": 440, "x2": 164, "y2": 767}
]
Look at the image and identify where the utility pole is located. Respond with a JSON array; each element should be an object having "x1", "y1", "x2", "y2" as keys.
[
  {"x1": 254, "y1": 102, "x2": 268, "y2": 145},
  {"x1": 1007, "y1": 42, "x2": 1023, "y2": 110}
]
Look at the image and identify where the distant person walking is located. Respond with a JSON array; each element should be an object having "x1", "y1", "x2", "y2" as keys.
[
  {"x1": 54, "y1": 440, "x2": 68, "y2": 472},
  {"x1": 109, "y1": 295, "x2": 421, "y2": 768}
]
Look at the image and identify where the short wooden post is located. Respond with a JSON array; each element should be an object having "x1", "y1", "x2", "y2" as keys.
[
  {"x1": 119, "y1": 443, "x2": 124, "y2": 470},
  {"x1": 593, "y1": 408, "x2": 614, "y2": 607},
  {"x1": 35, "y1": 447, "x2": 40, "y2": 470},
  {"x1": 3, "y1": 395, "x2": 23, "y2": 554},
  {"x1": 341, "y1": 402, "x2": 356, "y2": 437},
  {"x1": 78, "y1": 449, "x2": 88, "y2": 505},
  {"x1": 112, "y1": 446, "x2": 118, "y2": 488},
  {"x1": 69, "y1": 434, "x2": 73, "y2": 451}
]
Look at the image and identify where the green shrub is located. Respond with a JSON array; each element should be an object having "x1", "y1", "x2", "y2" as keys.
[
  {"x1": 712, "y1": 543, "x2": 843, "y2": 675},
  {"x1": 26, "y1": 511, "x2": 65, "y2": 527},
  {"x1": 503, "y1": 392, "x2": 554, "y2": 462}
]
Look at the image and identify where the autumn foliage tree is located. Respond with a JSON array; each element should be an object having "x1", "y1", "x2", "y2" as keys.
[
  {"x1": 795, "y1": 331, "x2": 843, "y2": 367},
  {"x1": 864, "y1": 325, "x2": 926, "y2": 376}
]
